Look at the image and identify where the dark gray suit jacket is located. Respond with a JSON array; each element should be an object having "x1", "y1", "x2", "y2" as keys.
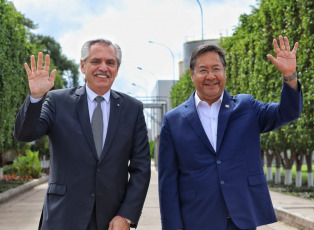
[{"x1": 14, "y1": 86, "x2": 151, "y2": 230}]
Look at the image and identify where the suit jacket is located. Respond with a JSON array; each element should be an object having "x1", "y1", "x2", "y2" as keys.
[
  {"x1": 14, "y1": 86, "x2": 151, "y2": 230},
  {"x1": 158, "y1": 82, "x2": 303, "y2": 230}
]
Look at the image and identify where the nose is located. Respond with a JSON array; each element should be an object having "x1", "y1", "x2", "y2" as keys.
[
  {"x1": 205, "y1": 71, "x2": 216, "y2": 79},
  {"x1": 99, "y1": 61, "x2": 109, "y2": 71}
]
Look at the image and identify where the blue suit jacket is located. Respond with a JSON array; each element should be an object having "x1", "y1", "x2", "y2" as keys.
[
  {"x1": 158, "y1": 82, "x2": 302, "y2": 230},
  {"x1": 14, "y1": 86, "x2": 151, "y2": 230}
]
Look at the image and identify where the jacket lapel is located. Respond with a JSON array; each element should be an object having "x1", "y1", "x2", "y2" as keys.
[
  {"x1": 216, "y1": 90, "x2": 234, "y2": 152},
  {"x1": 75, "y1": 86, "x2": 98, "y2": 160},
  {"x1": 100, "y1": 90, "x2": 121, "y2": 161},
  {"x1": 183, "y1": 92, "x2": 216, "y2": 154}
]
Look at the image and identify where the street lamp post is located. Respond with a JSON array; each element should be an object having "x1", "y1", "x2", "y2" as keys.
[
  {"x1": 131, "y1": 82, "x2": 148, "y2": 98},
  {"x1": 131, "y1": 83, "x2": 150, "y2": 128},
  {"x1": 137, "y1": 66, "x2": 156, "y2": 79},
  {"x1": 196, "y1": 0, "x2": 204, "y2": 41},
  {"x1": 148, "y1": 41, "x2": 175, "y2": 84}
]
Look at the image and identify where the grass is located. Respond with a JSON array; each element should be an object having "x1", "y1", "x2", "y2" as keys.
[
  {"x1": 267, "y1": 181, "x2": 314, "y2": 199},
  {"x1": 0, "y1": 175, "x2": 32, "y2": 193},
  {"x1": 264, "y1": 165, "x2": 314, "y2": 199},
  {"x1": 264, "y1": 165, "x2": 314, "y2": 180},
  {"x1": 0, "y1": 180, "x2": 25, "y2": 193}
]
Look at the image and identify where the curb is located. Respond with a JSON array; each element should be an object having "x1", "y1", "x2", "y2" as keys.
[
  {"x1": 274, "y1": 206, "x2": 314, "y2": 230},
  {"x1": 0, "y1": 176, "x2": 48, "y2": 204}
]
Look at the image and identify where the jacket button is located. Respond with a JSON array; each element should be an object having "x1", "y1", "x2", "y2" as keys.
[
  {"x1": 220, "y1": 180, "x2": 225, "y2": 185},
  {"x1": 91, "y1": 192, "x2": 96, "y2": 197},
  {"x1": 216, "y1": 160, "x2": 221, "y2": 165}
]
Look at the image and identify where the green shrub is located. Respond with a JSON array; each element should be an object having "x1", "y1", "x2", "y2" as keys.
[
  {"x1": 2, "y1": 164, "x2": 18, "y2": 175},
  {"x1": 13, "y1": 149, "x2": 42, "y2": 178},
  {"x1": 149, "y1": 141, "x2": 155, "y2": 160}
]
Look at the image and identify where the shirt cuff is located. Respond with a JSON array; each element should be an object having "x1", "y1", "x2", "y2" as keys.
[{"x1": 30, "y1": 95, "x2": 43, "y2": 103}]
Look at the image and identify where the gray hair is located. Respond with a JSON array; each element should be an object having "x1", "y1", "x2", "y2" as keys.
[
  {"x1": 80, "y1": 38, "x2": 122, "y2": 67},
  {"x1": 190, "y1": 44, "x2": 226, "y2": 74}
]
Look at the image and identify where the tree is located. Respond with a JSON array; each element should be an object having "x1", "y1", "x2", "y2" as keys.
[
  {"x1": 29, "y1": 34, "x2": 79, "y2": 88},
  {"x1": 170, "y1": 69, "x2": 194, "y2": 107},
  {"x1": 0, "y1": 0, "x2": 31, "y2": 161},
  {"x1": 220, "y1": 0, "x2": 314, "y2": 187}
]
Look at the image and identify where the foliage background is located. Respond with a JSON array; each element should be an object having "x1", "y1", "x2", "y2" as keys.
[
  {"x1": 171, "y1": 0, "x2": 313, "y2": 152},
  {"x1": 0, "y1": 0, "x2": 79, "y2": 164}
]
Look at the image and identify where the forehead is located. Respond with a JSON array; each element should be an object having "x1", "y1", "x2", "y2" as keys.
[
  {"x1": 196, "y1": 51, "x2": 222, "y2": 67},
  {"x1": 88, "y1": 43, "x2": 117, "y2": 60}
]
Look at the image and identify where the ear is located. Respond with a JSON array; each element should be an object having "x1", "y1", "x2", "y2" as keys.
[
  {"x1": 190, "y1": 69, "x2": 194, "y2": 81},
  {"x1": 80, "y1": 60, "x2": 85, "y2": 74}
]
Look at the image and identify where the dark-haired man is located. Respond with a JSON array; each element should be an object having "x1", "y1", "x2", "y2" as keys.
[{"x1": 158, "y1": 36, "x2": 302, "y2": 230}]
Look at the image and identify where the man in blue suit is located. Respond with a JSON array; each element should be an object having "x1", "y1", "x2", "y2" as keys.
[{"x1": 158, "y1": 36, "x2": 302, "y2": 230}]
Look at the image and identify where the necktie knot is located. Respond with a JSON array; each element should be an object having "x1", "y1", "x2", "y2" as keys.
[{"x1": 94, "y1": 96, "x2": 104, "y2": 104}]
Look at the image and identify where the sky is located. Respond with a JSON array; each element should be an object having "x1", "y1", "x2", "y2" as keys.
[{"x1": 11, "y1": 0, "x2": 257, "y2": 97}]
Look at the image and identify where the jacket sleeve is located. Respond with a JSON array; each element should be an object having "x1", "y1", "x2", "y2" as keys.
[
  {"x1": 251, "y1": 81, "x2": 303, "y2": 133},
  {"x1": 14, "y1": 93, "x2": 54, "y2": 142},
  {"x1": 158, "y1": 115, "x2": 184, "y2": 230},
  {"x1": 117, "y1": 102, "x2": 151, "y2": 227}
]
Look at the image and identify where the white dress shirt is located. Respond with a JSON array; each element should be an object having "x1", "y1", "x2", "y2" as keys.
[
  {"x1": 195, "y1": 92, "x2": 223, "y2": 151},
  {"x1": 86, "y1": 85, "x2": 110, "y2": 148}
]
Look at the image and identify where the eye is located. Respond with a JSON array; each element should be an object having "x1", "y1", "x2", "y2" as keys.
[
  {"x1": 213, "y1": 67, "x2": 221, "y2": 73},
  {"x1": 90, "y1": 59, "x2": 101, "y2": 65},
  {"x1": 106, "y1": 60, "x2": 116, "y2": 67},
  {"x1": 199, "y1": 69, "x2": 209, "y2": 74}
]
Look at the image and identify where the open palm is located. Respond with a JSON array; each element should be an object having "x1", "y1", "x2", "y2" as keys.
[
  {"x1": 24, "y1": 52, "x2": 56, "y2": 99},
  {"x1": 267, "y1": 36, "x2": 298, "y2": 77}
]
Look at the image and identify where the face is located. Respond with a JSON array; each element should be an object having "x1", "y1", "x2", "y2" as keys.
[
  {"x1": 80, "y1": 43, "x2": 119, "y2": 95},
  {"x1": 190, "y1": 51, "x2": 226, "y2": 105}
]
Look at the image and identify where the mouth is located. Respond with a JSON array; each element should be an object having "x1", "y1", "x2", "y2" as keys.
[
  {"x1": 203, "y1": 82, "x2": 219, "y2": 87},
  {"x1": 97, "y1": 75, "x2": 109, "y2": 79},
  {"x1": 93, "y1": 71, "x2": 112, "y2": 79}
]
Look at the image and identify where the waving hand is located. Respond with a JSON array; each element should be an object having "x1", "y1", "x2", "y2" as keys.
[
  {"x1": 267, "y1": 35, "x2": 299, "y2": 90},
  {"x1": 267, "y1": 35, "x2": 298, "y2": 77},
  {"x1": 24, "y1": 52, "x2": 57, "y2": 99}
]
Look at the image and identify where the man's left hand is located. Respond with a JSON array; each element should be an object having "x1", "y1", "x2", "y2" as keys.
[
  {"x1": 267, "y1": 35, "x2": 298, "y2": 77},
  {"x1": 108, "y1": 216, "x2": 130, "y2": 230}
]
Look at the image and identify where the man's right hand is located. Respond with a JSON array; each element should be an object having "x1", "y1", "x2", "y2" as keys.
[{"x1": 24, "y1": 52, "x2": 56, "y2": 99}]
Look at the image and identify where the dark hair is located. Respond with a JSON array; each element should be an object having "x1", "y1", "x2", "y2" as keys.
[{"x1": 190, "y1": 44, "x2": 226, "y2": 74}]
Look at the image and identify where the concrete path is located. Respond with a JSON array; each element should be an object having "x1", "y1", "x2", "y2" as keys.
[{"x1": 0, "y1": 168, "x2": 313, "y2": 229}]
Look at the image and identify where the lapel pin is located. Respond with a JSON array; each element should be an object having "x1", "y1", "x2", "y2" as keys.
[
  {"x1": 117, "y1": 104, "x2": 120, "y2": 107},
  {"x1": 225, "y1": 104, "x2": 230, "y2": 108}
]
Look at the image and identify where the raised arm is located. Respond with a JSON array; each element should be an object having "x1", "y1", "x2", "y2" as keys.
[
  {"x1": 267, "y1": 35, "x2": 299, "y2": 91},
  {"x1": 24, "y1": 52, "x2": 57, "y2": 99}
]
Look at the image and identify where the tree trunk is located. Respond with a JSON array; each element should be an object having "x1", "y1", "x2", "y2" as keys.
[
  {"x1": 266, "y1": 150, "x2": 274, "y2": 181},
  {"x1": 261, "y1": 149, "x2": 265, "y2": 166},
  {"x1": 274, "y1": 151, "x2": 281, "y2": 184},
  {"x1": 308, "y1": 172, "x2": 313, "y2": 187},
  {"x1": 305, "y1": 150, "x2": 313, "y2": 187},
  {"x1": 275, "y1": 168, "x2": 281, "y2": 184},
  {"x1": 285, "y1": 169, "x2": 292, "y2": 185},
  {"x1": 283, "y1": 149, "x2": 295, "y2": 185},
  {"x1": 295, "y1": 150, "x2": 304, "y2": 188},
  {"x1": 295, "y1": 171, "x2": 302, "y2": 187}
]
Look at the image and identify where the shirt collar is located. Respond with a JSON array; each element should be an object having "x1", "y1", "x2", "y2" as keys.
[
  {"x1": 86, "y1": 85, "x2": 110, "y2": 103},
  {"x1": 194, "y1": 91, "x2": 224, "y2": 107}
]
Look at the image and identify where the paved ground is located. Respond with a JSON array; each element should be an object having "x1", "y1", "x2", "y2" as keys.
[{"x1": 0, "y1": 167, "x2": 313, "y2": 230}]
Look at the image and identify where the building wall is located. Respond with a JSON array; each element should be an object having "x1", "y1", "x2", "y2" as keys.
[{"x1": 151, "y1": 80, "x2": 176, "y2": 142}]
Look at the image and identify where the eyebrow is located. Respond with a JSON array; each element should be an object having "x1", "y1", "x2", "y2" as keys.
[
  {"x1": 198, "y1": 64, "x2": 221, "y2": 68},
  {"x1": 89, "y1": 57, "x2": 116, "y2": 63}
]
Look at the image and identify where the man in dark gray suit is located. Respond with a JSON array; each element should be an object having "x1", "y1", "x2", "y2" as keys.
[{"x1": 14, "y1": 39, "x2": 151, "y2": 230}]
